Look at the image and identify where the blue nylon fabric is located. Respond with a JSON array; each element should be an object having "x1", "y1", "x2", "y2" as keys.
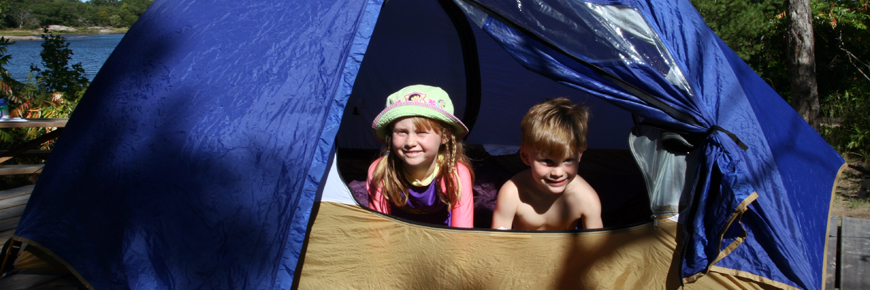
[
  {"x1": 706, "y1": 32, "x2": 843, "y2": 289},
  {"x1": 473, "y1": 0, "x2": 711, "y2": 131},
  {"x1": 14, "y1": 0, "x2": 381, "y2": 288},
  {"x1": 655, "y1": 2, "x2": 812, "y2": 285},
  {"x1": 471, "y1": 0, "x2": 842, "y2": 288},
  {"x1": 480, "y1": 19, "x2": 700, "y2": 131}
]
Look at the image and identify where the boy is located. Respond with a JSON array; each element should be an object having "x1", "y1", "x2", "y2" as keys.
[{"x1": 492, "y1": 98, "x2": 603, "y2": 230}]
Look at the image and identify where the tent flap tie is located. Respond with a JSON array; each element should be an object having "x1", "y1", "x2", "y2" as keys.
[{"x1": 709, "y1": 125, "x2": 748, "y2": 151}]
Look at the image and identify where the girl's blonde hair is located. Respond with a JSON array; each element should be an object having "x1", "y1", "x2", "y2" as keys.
[{"x1": 370, "y1": 116, "x2": 474, "y2": 210}]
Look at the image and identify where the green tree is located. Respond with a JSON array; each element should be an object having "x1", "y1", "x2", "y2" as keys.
[
  {"x1": 109, "y1": 14, "x2": 120, "y2": 27},
  {"x1": 27, "y1": 0, "x2": 89, "y2": 27},
  {"x1": 690, "y1": 0, "x2": 782, "y2": 61},
  {"x1": 0, "y1": 0, "x2": 11, "y2": 21},
  {"x1": 812, "y1": 0, "x2": 870, "y2": 97},
  {"x1": 689, "y1": 0, "x2": 790, "y2": 92},
  {"x1": 29, "y1": 33, "x2": 88, "y2": 102},
  {"x1": 8, "y1": 7, "x2": 39, "y2": 29},
  {"x1": 813, "y1": 0, "x2": 870, "y2": 163},
  {"x1": 6, "y1": 0, "x2": 152, "y2": 29},
  {"x1": 90, "y1": 0, "x2": 120, "y2": 6}
]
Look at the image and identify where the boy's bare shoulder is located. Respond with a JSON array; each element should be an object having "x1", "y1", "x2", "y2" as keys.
[
  {"x1": 497, "y1": 171, "x2": 525, "y2": 199},
  {"x1": 564, "y1": 176, "x2": 601, "y2": 210},
  {"x1": 506, "y1": 169, "x2": 533, "y2": 190}
]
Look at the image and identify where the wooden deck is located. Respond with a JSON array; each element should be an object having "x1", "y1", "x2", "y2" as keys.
[
  {"x1": 0, "y1": 185, "x2": 85, "y2": 290},
  {"x1": 0, "y1": 185, "x2": 32, "y2": 244},
  {"x1": 0, "y1": 184, "x2": 866, "y2": 289}
]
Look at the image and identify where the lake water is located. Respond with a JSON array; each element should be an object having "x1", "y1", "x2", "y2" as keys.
[{"x1": 3, "y1": 33, "x2": 124, "y2": 82}]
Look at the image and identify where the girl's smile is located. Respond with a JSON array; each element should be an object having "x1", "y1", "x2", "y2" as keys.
[{"x1": 391, "y1": 117, "x2": 446, "y2": 180}]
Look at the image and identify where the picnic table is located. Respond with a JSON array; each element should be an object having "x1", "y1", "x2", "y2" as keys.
[
  {"x1": 830, "y1": 215, "x2": 870, "y2": 289},
  {"x1": 0, "y1": 118, "x2": 68, "y2": 175}
]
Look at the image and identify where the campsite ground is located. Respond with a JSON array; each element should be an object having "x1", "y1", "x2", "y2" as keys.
[{"x1": 830, "y1": 158, "x2": 870, "y2": 220}]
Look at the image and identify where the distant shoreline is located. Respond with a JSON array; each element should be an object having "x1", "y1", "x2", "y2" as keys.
[
  {"x1": 0, "y1": 26, "x2": 127, "y2": 41},
  {"x1": 1, "y1": 35, "x2": 92, "y2": 41}
]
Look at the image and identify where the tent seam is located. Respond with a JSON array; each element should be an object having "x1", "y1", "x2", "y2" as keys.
[{"x1": 701, "y1": 265, "x2": 802, "y2": 290}]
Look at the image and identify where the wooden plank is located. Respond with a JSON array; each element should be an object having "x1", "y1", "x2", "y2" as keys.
[
  {"x1": 840, "y1": 217, "x2": 870, "y2": 290},
  {"x1": 0, "y1": 204, "x2": 26, "y2": 221},
  {"x1": 27, "y1": 274, "x2": 84, "y2": 290},
  {"x1": 0, "y1": 185, "x2": 34, "y2": 200},
  {"x1": 0, "y1": 118, "x2": 68, "y2": 129},
  {"x1": 0, "y1": 271, "x2": 81, "y2": 290},
  {"x1": 826, "y1": 216, "x2": 839, "y2": 290},
  {"x1": 0, "y1": 217, "x2": 21, "y2": 232},
  {"x1": 0, "y1": 150, "x2": 53, "y2": 164},
  {"x1": 0, "y1": 229, "x2": 15, "y2": 245},
  {"x1": 0, "y1": 195, "x2": 30, "y2": 210},
  {"x1": 0, "y1": 165, "x2": 43, "y2": 175},
  {"x1": 0, "y1": 272, "x2": 66, "y2": 290},
  {"x1": 0, "y1": 150, "x2": 51, "y2": 157}
]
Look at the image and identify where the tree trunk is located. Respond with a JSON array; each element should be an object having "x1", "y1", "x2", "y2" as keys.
[{"x1": 787, "y1": 0, "x2": 820, "y2": 129}]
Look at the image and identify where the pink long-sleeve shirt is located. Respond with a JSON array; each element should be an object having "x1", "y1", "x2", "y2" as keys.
[{"x1": 366, "y1": 157, "x2": 474, "y2": 228}]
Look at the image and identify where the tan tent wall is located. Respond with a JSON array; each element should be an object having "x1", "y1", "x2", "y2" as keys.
[{"x1": 299, "y1": 202, "x2": 784, "y2": 289}]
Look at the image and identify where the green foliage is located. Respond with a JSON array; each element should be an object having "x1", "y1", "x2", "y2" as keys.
[
  {"x1": 0, "y1": 0, "x2": 10, "y2": 21},
  {"x1": 1, "y1": 0, "x2": 153, "y2": 29},
  {"x1": 0, "y1": 36, "x2": 18, "y2": 144},
  {"x1": 812, "y1": 0, "x2": 870, "y2": 100},
  {"x1": 29, "y1": 33, "x2": 88, "y2": 102},
  {"x1": 689, "y1": 0, "x2": 791, "y2": 94},
  {"x1": 821, "y1": 89, "x2": 870, "y2": 165},
  {"x1": 813, "y1": 0, "x2": 870, "y2": 164},
  {"x1": 689, "y1": 0, "x2": 783, "y2": 61},
  {"x1": 0, "y1": 33, "x2": 81, "y2": 190},
  {"x1": 0, "y1": 34, "x2": 76, "y2": 191},
  {"x1": 0, "y1": 36, "x2": 17, "y2": 84},
  {"x1": 0, "y1": 33, "x2": 83, "y2": 147}
]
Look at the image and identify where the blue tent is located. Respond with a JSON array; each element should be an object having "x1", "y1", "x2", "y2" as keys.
[{"x1": 2, "y1": 0, "x2": 843, "y2": 289}]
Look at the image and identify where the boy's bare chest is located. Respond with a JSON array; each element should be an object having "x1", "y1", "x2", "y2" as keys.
[{"x1": 514, "y1": 198, "x2": 581, "y2": 230}]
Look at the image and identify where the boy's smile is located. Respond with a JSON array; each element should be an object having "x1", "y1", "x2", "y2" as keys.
[{"x1": 521, "y1": 148, "x2": 581, "y2": 194}]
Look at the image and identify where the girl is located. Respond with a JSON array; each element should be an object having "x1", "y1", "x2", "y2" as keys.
[{"x1": 366, "y1": 84, "x2": 475, "y2": 228}]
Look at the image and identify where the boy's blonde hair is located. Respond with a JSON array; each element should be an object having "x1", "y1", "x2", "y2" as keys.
[
  {"x1": 371, "y1": 116, "x2": 474, "y2": 209},
  {"x1": 520, "y1": 97, "x2": 590, "y2": 158}
]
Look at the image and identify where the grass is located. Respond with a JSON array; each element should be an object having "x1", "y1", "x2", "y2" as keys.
[
  {"x1": 843, "y1": 197, "x2": 870, "y2": 210},
  {"x1": 830, "y1": 156, "x2": 870, "y2": 220}
]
